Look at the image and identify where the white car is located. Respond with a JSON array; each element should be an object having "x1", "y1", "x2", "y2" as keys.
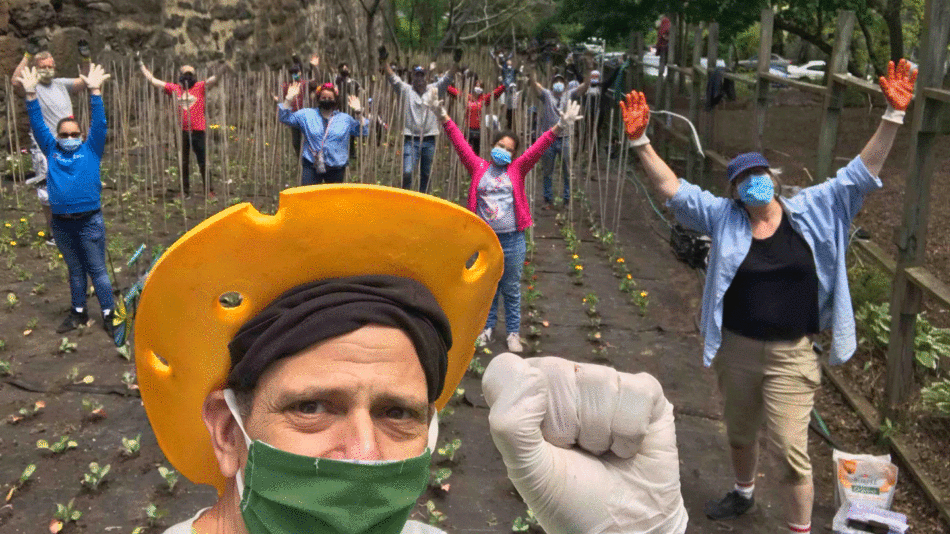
[
  {"x1": 787, "y1": 60, "x2": 826, "y2": 81},
  {"x1": 641, "y1": 53, "x2": 725, "y2": 77}
]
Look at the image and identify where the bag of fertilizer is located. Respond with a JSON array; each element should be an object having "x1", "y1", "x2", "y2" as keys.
[{"x1": 833, "y1": 449, "x2": 899, "y2": 510}]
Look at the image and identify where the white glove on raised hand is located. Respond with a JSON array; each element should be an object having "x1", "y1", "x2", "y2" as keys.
[
  {"x1": 483, "y1": 353, "x2": 688, "y2": 534},
  {"x1": 79, "y1": 63, "x2": 111, "y2": 91},
  {"x1": 556, "y1": 100, "x2": 584, "y2": 130},
  {"x1": 422, "y1": 87, "x2": 447, "y2": 119},
  {"x1": 16, "y1": 67, "x2": 40, "y2": 94},
  {"x1": 283, "y1": 81, "x2": 302, "y2": 104},
  {"x1": 347, "y1": 94, "x2": 362, "y2": 113}
]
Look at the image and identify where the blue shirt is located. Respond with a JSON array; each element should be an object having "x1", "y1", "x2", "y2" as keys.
[
  {"x1": 28, "y1": 94, "x2": 106, "y2": 215},
  {"x1": 277, "y1": 106, "x2": 368, "y2": 168},
  {"x1": 667, "y1": 156, "x2": 881, "y2": 367}
]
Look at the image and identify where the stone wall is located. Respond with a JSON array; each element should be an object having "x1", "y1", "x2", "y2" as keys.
[{"x1": 1, "y1": 0, "x2": 384, "y2": 147}]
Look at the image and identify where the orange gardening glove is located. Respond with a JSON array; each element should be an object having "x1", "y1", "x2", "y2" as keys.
[
  {"x1": 619, "y1": 91, "x2": 650, "y2": 146},
  {"x1": 878, "y1": 59, "x2": 917, "y2": 124}
]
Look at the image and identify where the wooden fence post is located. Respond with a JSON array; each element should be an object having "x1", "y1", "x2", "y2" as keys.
[
  {"x1": 884, "y1": 0, "x2": 950, "y2": 411},
  {"x1": 754, "y1": 8, "x2": 774, "y2": 153},
  {"x1": 660, "y1": 15, "x2": 679, "y2": 161},
  {"x1": 814, "y1": 10, "x2": 856, "y2": 181},
  {"x1": 628, "y1": 31, "x2": 644, "y2": 92},
  {"x1": 687, "y1": 24, "x2": 704, "y2": 186},
  {"x1": 703, "y1": 22, "x2": 719, "y2": 155}
]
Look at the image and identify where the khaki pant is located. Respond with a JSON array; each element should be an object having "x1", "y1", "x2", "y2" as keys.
[{"x1": 713, "y1": 329, "x2": 820, "y2": 485}]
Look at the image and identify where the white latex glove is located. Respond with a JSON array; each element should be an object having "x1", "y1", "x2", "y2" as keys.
[
  {"x1": 422, "y1": 87, "x2": 447, "y2": 119},
  {"x1": 483, "y1": 353, "x2": 688, "y2": 534},
  {"x1": 16, "y1": 67, "x2": 39, "y2": 94},
  {"x1": 79, "y1": 63, "x2": 111, "y2": 91},
  {"x1": 556, "y1": 100, "x2": 584, "y2": 130}
]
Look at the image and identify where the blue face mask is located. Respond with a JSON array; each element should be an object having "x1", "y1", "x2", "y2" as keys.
[
  {"x1": 737, "y1": 174, "x2": 774, "y2": 206},
  {"x1": 491, "y1": 147, "x2": 512, "y2": 166},
  {"x1": 552, "y1": 82, "x2": 565, "y2": 93},
  {"x1": 57, "y1": 138, "x2": 82, "y2": 152}
]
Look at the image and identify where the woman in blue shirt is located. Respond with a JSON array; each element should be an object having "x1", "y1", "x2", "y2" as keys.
[
  {"x1": 619, "y1": 60, "x2": 917, "y2": 534},
  {"x1": 17, "y1": 63, "x2": 117, "y2": 336},
  {"x1": 277, "y1": 82, "x2": 369, "y2": 186}
]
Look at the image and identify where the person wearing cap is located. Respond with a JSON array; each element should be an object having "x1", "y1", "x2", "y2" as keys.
[
  {"x1": 425, "y1": 87, "x2": 584, "y2": 353},
  {"x1": 528, "y1": 65, "x2": 591, "y2": 207},
  {"x1": 618, "y1": 59, "x2": 918, "y2": 534},
  {"x1": 135, "y1": 185, "x2": 687, "y2": 534},
  {"x1": 278, "y1": 81, "x2": 368, "y2": 186},
  {"x1": 445, "y1": 78, "x2": 506, "y2": 153},
  {"x1": 378, "y1": 46, "x2": 461, "y2": 193},
  {"x1": 11, "y1": 39, "x2": 93, "y2": 245},
  {"x1": 16, "y1": 63, "x2": 116, "y2": 337},
  {"x1": 139, "y1": 61, "x2": 224, "y2": 198}
]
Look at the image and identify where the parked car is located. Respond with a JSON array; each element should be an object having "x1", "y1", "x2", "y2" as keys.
[
  {"x1": 787, "y1": 60, "x2": 826, "y2": 81},
  {"x1": 737, "y1": 53, "x2": 792, "y2": 70},
  {"x1": 641, "y1": 53, "x2": 726, "y2": 77}
]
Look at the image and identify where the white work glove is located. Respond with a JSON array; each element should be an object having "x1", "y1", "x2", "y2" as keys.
[
  {"x1": 422, "y1": 86, "x2": 447, "y2": 120},
  {"x1": 556, "y1": 100, "x2": 584, "y2": 130},
  {"x1": 15, "y1": 66, "x2": 39, "y2": 94},
  {"x1": 79, "y1": 63, "x2": 111, "y2": 91},
  {"x1": 483, "y1": 353, "x2": 688, "y2": 534}
]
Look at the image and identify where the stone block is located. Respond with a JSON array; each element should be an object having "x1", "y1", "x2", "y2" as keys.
[
  {"x1": 164, "y1": 14, "x2": 184, "y2": 29},
  {"x1": 232, "y1": 22, "x2": 253, "y2": 41},
  {"x1": 8, "y1": 0, "x2": 55, "y2": 31}
]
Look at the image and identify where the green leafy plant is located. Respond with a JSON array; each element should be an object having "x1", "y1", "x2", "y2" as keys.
[
  {"x1": 122, "y1": 371, "x2": 138, "y2": 390},
  {"x1": 116, "y1": 343, "x2": 132, "y2": 361},
  {"x1": 429, "y1": 467, "x2": 452, "y2": 494},
  {"x1": 8, "y1": 399, "x2": 45, "y2": 424},
  {"x1": 81, "y1": 397, "x2": 106, "y2": 421},
  {"x1": 158, "y1": 465, "x2": 179, "y2": 492},
  {"x1": 0, "y1": 338, "x2": 5, "y2": 351},
  {"x1": 855, "y1": 302, "x2": 950, "y2": 370},
  {"x1": 51, "y1": 498, "x2": 82, "y2": 530},
  {"x1": 82, "y1": 462, "x2": 111, "y2": 490},
  {"x1": 6, "y1": 292, "x2": 19, "y2": 311},
  {"x1": 425, "y1": 500, "x2": 446, "y2": 525},
  {"x1": 633, "y1": 290, "x2": 649, "y2": 316},
  {"x1": 878, "y1": 417, "x2": 899, "y2": 446},
  {"x1": 31, "y1": 283, "x2": 46, "y2": 296},
  {"x1": 467, "y1": 356, "x2": 485, "y2": 377},
  {"x1": 619, "y1": 273, "x2": 638, "y2": 293},
  {"x1": 59, "y1": 338, "x2": 78, "y2": 354},
  {"x1": 921, "y1": 380, "x2": 950, "y2": 415},
  {"x1": 37, "y1": 435, "x2": 78, "y2": 455},
  {"x1": 512, "y1": 508, "x2": 540, "y2": 532},
  {"x1": 436, "y1": 438, "x2": 462, "y2": 462},
  {"x1": 121, "y1": 434, "x2": 142, "y2": 457},
  {"x1": 13, "y1": 265, "x2": 32, "y2": 281},
  {"x1": 0, "y1": 358, "x2": 10, "y2": 376},
  {"x1": 583, "y1": 293, "x2": 599, "y2": 316},
  {"x1": 5, "y1": 463, "x2": 36, "y2": 501},
  {"x1": 25, "y1": 316, "x2": 38, "y2": 331},
  {"x1": 144, "y1": 503, "x2": 168, "y2": 526}
]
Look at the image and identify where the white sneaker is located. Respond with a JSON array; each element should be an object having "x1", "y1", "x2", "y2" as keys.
[
  {"x1": 476, "y1": 328, "x2": 492, "y2": 346},
  {"x1": 506, "y1": 333, "x2": 524, "y2": 353}
]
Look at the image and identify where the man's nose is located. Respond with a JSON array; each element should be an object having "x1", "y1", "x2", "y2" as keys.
[{"x1": 342, "y1": 410, "x2": 382, "y2": 461}]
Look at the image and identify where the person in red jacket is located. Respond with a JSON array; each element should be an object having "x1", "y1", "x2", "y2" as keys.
[
  {"x1": 425, "y1": 86, "x2": 582, "y2": 353},
  {"x1": 446, "y1": 79, "x2": 505, "y2": 153}
]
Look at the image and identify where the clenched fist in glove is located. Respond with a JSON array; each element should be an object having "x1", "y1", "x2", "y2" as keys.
[
  {"x1": 483, "y1": 353, "x2": 688, "y2": 534},
  {"x1": 620, "y1": 90, "x2": 651, "y2": 147},
  {"x1": 878, "y1": 58, "x2": 917, "y2": 124}
]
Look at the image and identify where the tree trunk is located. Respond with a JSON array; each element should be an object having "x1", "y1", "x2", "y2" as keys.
[{"x1": 883, "y1": 0, "x2": 904, "y2": 63}]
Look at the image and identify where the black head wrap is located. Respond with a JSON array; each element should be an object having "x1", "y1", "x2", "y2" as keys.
[{"x1": 227, "y1": 275, "x2": 452, "y2": 403}]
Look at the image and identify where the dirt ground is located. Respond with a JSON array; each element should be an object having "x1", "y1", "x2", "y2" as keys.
[{"x1": 1, "y1": 85, "x2": 948, "y2": 533}]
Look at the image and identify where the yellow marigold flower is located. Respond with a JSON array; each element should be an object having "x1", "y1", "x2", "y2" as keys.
[
  {"x1": 572, "y1": 254, "x2": 579, "y2": 259},
  {"x1": 58, "y1": 254, "x2": 63, "y2": 258},
  {"x1": 640, "y1": 291, "x2": 648, "y2": 297},
  {"x1": 37, "y1": 231, "x2": 45, "y2": 237},
  {"x1": 10, "y1": 241, "x2": 16, "y2": 246},
  {"x1": 626, "y1": 274, "x2": 632, "y2": 280},
  {"x1": 575, "y1": 265, "x2": 583, "y2": 271},
  {"x1": 616, "y1": 258, "x2": 625, "y2": 263},
  {"x1": 4, "y1": 223, "x2": 11, "y2": 228},
  {"x1": 19, "y1": 218, "x2": 26, "y2": 222}
]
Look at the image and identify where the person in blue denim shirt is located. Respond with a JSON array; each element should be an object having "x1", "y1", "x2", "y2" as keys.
[
  {"x1": 619, "y1": 59, "x2": 917, "y2": 534},
  {"x1": 18, "y1": 63, "x2": 117, "y2": 337},
  {"x1": 278, "y1": 82, "x2": 369, "y2": 186}
]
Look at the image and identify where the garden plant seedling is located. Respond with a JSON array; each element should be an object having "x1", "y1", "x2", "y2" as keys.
[
  {"x1": 81, "y1": 398, "x2": 106, "y2": 421},
  {"x1": 37, "y1": 435, "x2": 78, "y2": 455},
  {"x1": 8, "y1": 400, "x2": 45, "y2": 424},
  {"x1": 0, "y1": 358, "x2": 10, "y2": 376},
  {"x1": 50, "y1": 498, "x2": 82, "y2": 532},
  {"x1": 120, "y1": 434, "x2": 141, "y2": 457},
  {"x1": 512, "y1": 508, "x2": 540, "y2": 532},
  {"x1": 425, "y1": 500, "x2": 446, "y2": 526},
  {"x1": 429, "y1": 467, "x2": 452, "y2": 495},
  {"x1": 6, "y1": 292, "x2": 19, "y2": 311},
  {"x1": 58, "y1": 338, "x2": 78, "y2": 354},
  {"x1": 436, "y1": 438, "x2": 462, "y2": 463},
  {"x1": 144, "y1": 503, "x2": 168, "y2": 526},
  {"x1": 158, "y1": 465, "x2": 179, "y2": 492},
  {"x1": 82, "y1": 462, "x2": 110, "y2": 490},
  {"x1": 5, "y1": 463, "x2": 36, "y2": 502},
  {"x1": 467, "y1": 356, "x2": 485, "y2": 377}
]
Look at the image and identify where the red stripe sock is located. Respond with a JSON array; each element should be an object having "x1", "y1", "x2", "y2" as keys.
[{"x1": 788, "y1": 521, "x2": 811, "y2": 533}]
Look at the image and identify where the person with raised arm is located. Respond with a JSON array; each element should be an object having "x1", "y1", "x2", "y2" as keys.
[{"x1": 619, "y1": 60, "x2": 917, "y2": 534}]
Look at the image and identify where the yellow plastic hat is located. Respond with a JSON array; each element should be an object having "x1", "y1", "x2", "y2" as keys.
[{"x1": 134, "y1": 185, "x2": 503, "y2": 494}]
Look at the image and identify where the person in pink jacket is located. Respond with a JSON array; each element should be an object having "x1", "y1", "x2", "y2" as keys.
[{"x1": 423, "y1": 87, "x2": 583, "y2": 352}]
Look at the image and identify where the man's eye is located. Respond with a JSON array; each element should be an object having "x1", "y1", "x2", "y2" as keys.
[
  {"x1": 384, "y1": 406, "x2": 413, "y2": 420},
  {"x1": 294, "y1": 401, "x2": 326, "y2": 415}
]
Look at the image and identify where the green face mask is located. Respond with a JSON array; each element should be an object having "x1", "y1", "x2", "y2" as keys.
[{"x1": 223, "y1": 389, "x2": 432, "y2": 534}]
